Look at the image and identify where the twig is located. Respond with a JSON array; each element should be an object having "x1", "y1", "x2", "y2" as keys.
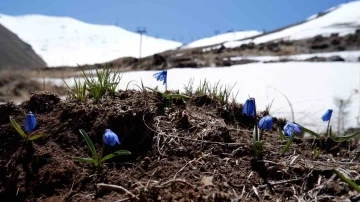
[
  {"x1": 252, "y1": 186, "x2": 262, "y2": 201},
  {"x1": 68, "y1": 181, "x2": 74, "y2": 196},
  {"x1": 157, "y1": 132, "x2": 247, "y2": 146},
  {"x1": 267, "y1": 86, "x2": 295, "y2": 122},
  {"x1": 96, "y1": 183, "x2": 135, "y2": 198},
  {"x1": 304, "y1": 174, "x2": 336, "y2": 198},
  {"x1": 155, "y1": 178, "x2": 195, "y2": 189},
  {"x1": 143, "y1": 112, "x2": 247, "y2": 146},
  {"x1": 231, "y1": 185, "x2": 246, "y2": 202},
  {"x1": 115, "y1": 198, "x2": 129, "y2": 202},
  {"x1": 173, "y1": 156, "x2": 203, "y2": 179},
  {"x1": 256, "y1": 178, "x2": 303, "y2": 189},
  {"x1": 290, "y1": 155, "x2": 299, "y2": 165}
]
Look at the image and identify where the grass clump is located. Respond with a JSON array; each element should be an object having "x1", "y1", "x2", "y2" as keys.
[
  {"x1": 183, "y1": 78, "x2": 238, "y2": 103},
  {"x1": 64, "y1": 63, "x2": 123, "y2": 102}
]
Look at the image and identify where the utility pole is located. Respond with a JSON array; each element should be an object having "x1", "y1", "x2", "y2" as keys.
[
  {"x1": 115, "y1": 17, "x2": 119, "y2": 27},
  {"x1": 136, "y1": 27, "x2": 147, "y2": 59}
]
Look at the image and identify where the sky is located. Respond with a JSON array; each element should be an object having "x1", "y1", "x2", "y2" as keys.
[{"x1": 0, "y1": 0, "x2": 352, "y2": 43}]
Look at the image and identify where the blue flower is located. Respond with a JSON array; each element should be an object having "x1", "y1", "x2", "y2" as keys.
[
  {"x1": 103, "y1": 129, "x2": 120, "y2": 147},
  {"x1": 283, "y1": 122, "x2": 301, "y2": 137},
  {"x1": 242, "y1": 98, "x2": 255, "y2": 117},
  {"x1": 24, "y1": 111, "x2": 36, "y2": 132},
  {"x1": 258, "y1": 115, "x2": 273, "y2": 131},
  {"x1": 153, "y1": 70, "x2": 167, "y2": 85},
  {"x1": 321, "y1": 109, "x2": 333, "y2": 122}
]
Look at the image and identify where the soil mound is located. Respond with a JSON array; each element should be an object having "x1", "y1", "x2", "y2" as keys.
[{"x1": 0, "y1": 91, "x2": 359, "y2": 201}]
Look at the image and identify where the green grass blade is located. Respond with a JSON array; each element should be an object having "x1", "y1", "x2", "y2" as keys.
[
  {"x1": 101, "y1": 150, "x2": 131, "y2": 163},
  {"x1": 146, "y1": 87, "x2": 158, "y2": 92},
  {"x1": 79, "y1": 129, "x2": 98, "y2": 162},
  {"x1": 28, "y1": 133, "x2": 44, "y2": 141},
  {"x1": 300, "y1": 126, "x2": 321, "y2": 139},
  {"x1": 9, "y1": 117, "x2": 26, "y2": 139},
  {"x1": 333, "y1": 169, "x2": 360, "y2": 193},
  {"x1": 73, "y1": 157, "x2": 96, "y2": 164},
  {"x1": 331, "y1": 132, "x2": 360, "y2": 142},
  {"x1": 279, "y1": 128, "x2": 285, "y2": 140},
  {"x1": 280, "y1": 135, "x2": 295, "y2": 156},
  {"x1": 163, "y1": 94, "x2": 191, "y2": 99},
  {"x1": 126, "y1": 80, "x2": 136, "y2": 90}
]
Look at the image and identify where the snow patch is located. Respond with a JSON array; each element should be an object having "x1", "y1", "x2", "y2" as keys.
[
  {"x1": 180, "y1": 30, "x2": 262, "y2": 49},
  {"x1": 0, "y1": 14, "x2": 182, "y2": 67}
]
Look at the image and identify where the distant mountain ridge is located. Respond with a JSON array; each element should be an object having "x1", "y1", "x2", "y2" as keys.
[
  {"x1": 1, "y1": 0, "x2": 360, "y2": 69},
  {"x1": 0, "y1": 13, "x2": 181, "y2": 67},
  {"x1": 0, "y1": 23, "x2": 46, "y2": 69},
  {"x1": 178, "y1": 0, "x2": 360, "y2": 50}
]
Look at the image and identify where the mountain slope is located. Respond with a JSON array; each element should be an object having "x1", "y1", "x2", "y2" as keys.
[
  {"x1": 0, "y1": 23, "x2": 46, "y2": 69},
  {"x1": 224, "y1": 0, "x2": 360, "y2": 48},
  {"x1": 0, "y1": 14, "x2": 182, "y2": 67},
  {"x1": 179, "y1": 30, "x2": 262, "y2": 49}
]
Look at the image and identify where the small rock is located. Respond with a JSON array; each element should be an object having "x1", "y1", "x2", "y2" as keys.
[
  {"x1": 327, "y1": 55, "x2": 345, "y2": 62},
  {"x1": 305, "y1": 56, "x2": 326, "y2": 62},
  {"x1": 200, "y1": 176, "x2": 214, "y2": 186}
]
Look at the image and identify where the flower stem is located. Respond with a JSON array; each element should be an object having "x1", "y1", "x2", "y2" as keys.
[
  {"x1": 98, "y1": 144, "x2": 105, "y2": 166},
  {"x1": 326, "y1": 117, "x2": 331, "y2": 137},
  {"x1": 253, "y1": 98, "x2": 259, "y2": 141}
]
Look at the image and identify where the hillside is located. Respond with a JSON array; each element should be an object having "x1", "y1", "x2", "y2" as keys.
[
  {"x1": 103, "y1": 0, "x2": 360, "y2": 70},
  {"x1": 0, "y1": 14, "x2": 182, "y2": 67},
  {"x1": 224, "y1": 0, "x2": 360, "y2": 48},
  {"x1": 177, "y1": 0, "x2": 360, "y2": 50},
  {"x1": 0, "y1": 23, "x2": 46, "y2": 69},
  {"x1": 179, "y1": 30, "x2": 262, "y2": 49}
]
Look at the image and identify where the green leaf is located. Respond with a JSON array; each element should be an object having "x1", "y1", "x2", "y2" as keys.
[
  {"x1": 28, "y1": 132, "x2": 44, "y2": 141},
  {"x1": 101, "y1": 150, "x2": 131, "y2": 163},
  {"x1": 279, "y1": 128, "x2": 285, "y2": 140},
  {"x1": 9, "y1": 116, "x2": 26, "y2": 140},
  {"x1": 163, "y1": 94, "x2": 190, "y2": 99},
  {"x1": 73, "y1": 157, "x2": 96, "y2": 164},
  {"x1": 280, "y1": 135, "x2": 295, "y2": 156},
  {"x1": 333, "y1": 169, "x2": 360, "y2": 193},
  {"x1": 331, "y1": 132, "x2": 360, "y2": 142},
  {"x1": 146, "y1": 87, "x2": 158, "y2": 92},
  {"x1": 300, "y1": 126, "x2": 321, "y2": 139},
  {"x1": 79, "y1": 129, "x2": 98, "y2": 162},
  {"x1": 253, "y1": 141, "x2": 264, "y2": 158},
  {"x1": 329, "y1": 125, "x2": 333, "y2": 137}
]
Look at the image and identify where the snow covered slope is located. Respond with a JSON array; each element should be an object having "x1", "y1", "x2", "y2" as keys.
[
  {"x1": 180, "y1": 30, "x2": 262, "y2": 49},
  {"x1": 0, "y1": 14, "x2": 182, "y2": 67},
  {"x1": 225, "y1": 0, "x2": 360, "y2": 48}
]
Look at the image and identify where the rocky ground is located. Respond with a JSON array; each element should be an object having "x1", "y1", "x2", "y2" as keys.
[
  {"x1": 1, "y1": 91, "x2": 360, "y2": 202},
  {"x1": 104, "y1": 29, "x2": 360, "y2": 70}
]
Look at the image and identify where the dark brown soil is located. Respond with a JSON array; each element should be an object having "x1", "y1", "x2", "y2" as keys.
[{"x1": 1, "y1": 91, "x2": 360, "y2": 202}]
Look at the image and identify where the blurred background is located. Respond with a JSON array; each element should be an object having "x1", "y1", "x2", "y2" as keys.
[{"x1": 0, "y1": 0, "x2": 359, "y2": 133}]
